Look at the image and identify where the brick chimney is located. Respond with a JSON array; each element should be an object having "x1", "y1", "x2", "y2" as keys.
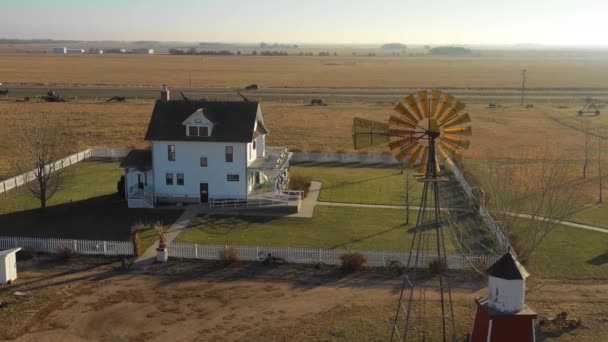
[{"x1": 160, "y1": 84, "x2": 170, "y2": 101}]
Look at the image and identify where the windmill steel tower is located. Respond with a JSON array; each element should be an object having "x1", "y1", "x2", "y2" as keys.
[{"x1": 352, "y1": 90, "x2": 472, "y2": 341}]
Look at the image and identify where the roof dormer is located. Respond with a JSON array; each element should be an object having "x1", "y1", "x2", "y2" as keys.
[{"x1": 183, "y1": 108, "x2": 214, "y2": 137}]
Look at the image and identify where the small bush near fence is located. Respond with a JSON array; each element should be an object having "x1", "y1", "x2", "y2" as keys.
[
  {"x1": 54, "y1": 246, "x2": 74, "y2": 261},
  {"x1": 288, "y1": 173, "x2": 312, "y2": 197},
  {"x1": 17, "y1": 246, "x2": 38, "y2": 260},
  {"x1": 132, "y1": 230, "x2": 143, "y2": 257},
  {"x1": 219, "y1": 247, "x2": 240, "y2": 265},
  {"x1": 429, "y1": 258, "x2": 446, "y2": 274},
  {"x1": 340, "y1": 252, "x2": 367, "y2": 273}
]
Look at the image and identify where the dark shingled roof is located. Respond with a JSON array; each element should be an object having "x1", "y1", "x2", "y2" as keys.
[
  {"x1": 145, "y1": 100, "x2": 266, "y2": 142},
  {"x1": 487, "y1": 252, "x2": 529, "y2": 280},
  {"x1": 120, "y1": 149, "x2": 152, "y2": 168}
]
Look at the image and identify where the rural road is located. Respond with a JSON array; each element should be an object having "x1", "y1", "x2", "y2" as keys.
[{"x1": 3, "y1": 85, "x2": 608, "y2": 102}]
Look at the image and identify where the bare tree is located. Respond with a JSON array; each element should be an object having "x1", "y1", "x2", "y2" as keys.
[
  {"x1": 13, "y1": 113, "x2": 70, "y2": 209},
  {"x1": 485, "y1": 149, "x2": 580, "y2": 261}
]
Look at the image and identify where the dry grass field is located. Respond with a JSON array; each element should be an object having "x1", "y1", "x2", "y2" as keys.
[{"x1": 3, "y1": 53, "x2": 608, "y2": 88}]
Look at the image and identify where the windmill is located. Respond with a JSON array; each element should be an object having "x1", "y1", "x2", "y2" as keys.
[
  {"x1": 577, "y1": 97, "x2": 602, "y2": 116},
  {"x1": 352, "y1": 89, "x2": 471, "y2": 341}
]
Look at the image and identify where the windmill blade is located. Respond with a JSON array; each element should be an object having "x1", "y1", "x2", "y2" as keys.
[
  {"x1": 429, "y1": 89, "x2": 442, "y2": 118},
  {"x1": 444, "y1": 126, "x2": 472, "y2": 136},
  {"x1": 418, "y1": 146, "x2": 429, "y2": 173},
  {"x1": 352, "y1": 117, "x2": 390, "y2": 149},
  {"x1": 439, "y1": 139, "x2": 465, "y2": 157},
  {"x1": 435, "y1": 156, "x2": 441, "y2": 173},
  {"x1": 433, "y1": 93, "x2": 455, "y2": 119},
  {"x1": 437, "y1": 101, "x2": 465, "y2": 123},
  {"x1": 388, "y1": 137, "x2": 417, "y2": 151},
  {"x1": 442, "y1": 113, "x2": 471, "y2": 128},
  {"x1": 394, "y1": 141, "x2": 420, "y2": 161},
  {"x1": 436, "y1": 143, "x2": 450, "y2": 160},
  {"x1": 394, "y1": 102, "x2": 420, "y2": 124},
  {"x1": 389, "y1": 115, "x2": 417, "y2": 130},
  {"x1": 404, "y1": 95, "x2": 424, "y2": 120},
  {"x1": 406, "y1": 145, "x2": 424, "y2": 169},
  {"x1": 442, "y1": 135, "x2": 471, "y2": 150},
  {"x1": 416, "y1": 90, "x2": 429, "y2": 118}
]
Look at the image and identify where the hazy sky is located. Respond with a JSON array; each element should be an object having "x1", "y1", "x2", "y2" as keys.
[{"x1": 1, "y1": 0, "x2": 607, "y2": 45}]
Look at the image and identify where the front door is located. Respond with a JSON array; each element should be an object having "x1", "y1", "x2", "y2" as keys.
[{"x1": 200, "y1": 183, "x2": 209, "y2": 203}]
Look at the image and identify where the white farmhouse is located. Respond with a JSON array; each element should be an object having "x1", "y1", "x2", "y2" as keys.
[{"x1": 121, "y1": 88, "x2": 293, "y2": 208}]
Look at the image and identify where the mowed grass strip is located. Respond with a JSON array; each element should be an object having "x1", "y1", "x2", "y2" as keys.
[
  {"x1": 176, "y1": 206, "x2": 449, "y2": 252},
  {"x1": 291, "y1": 164, "x2": 423, "y2": 205}
]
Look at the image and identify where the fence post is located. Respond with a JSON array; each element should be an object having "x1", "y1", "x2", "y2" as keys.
[
  {"x1": 103, "y1": 241, "x2": 107, "y2": 254},
  {"x1": 195, "y1": 244, "x2": 198, "y2": 258},
  {"x1": 73, "y1": 240, "x2": 77, "y2": 252}
]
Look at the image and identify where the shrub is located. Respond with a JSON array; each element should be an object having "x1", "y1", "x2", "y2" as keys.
[
  {"x1": 340, "y1": 252, "x2": 367, "y2": 273},
  {"x1": 219, "y1": 247, "x2": 240, "y2": 265},
  {"x1": 17, "y1": 246, "x2": 38, "y2": 260},
  {"x1": 429, "y1": 258, "x2": 446, "y2": 274},
  {"x1": 55, "y1": 245, "x2": 74, "y2": 261},
  {"x1": 156, "y1": 225, "x2": 167, "y2": 249},
  {"x1": 288, "y1": 173, "x2": 312, "y2": 198},
  {"x1": 132, "y1": 230, "x2": 143, "y2": 256}
]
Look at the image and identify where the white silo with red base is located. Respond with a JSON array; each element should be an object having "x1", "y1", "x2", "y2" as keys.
[{"x1": 470, "y1": 252, "x2": 537, "y2": 342}]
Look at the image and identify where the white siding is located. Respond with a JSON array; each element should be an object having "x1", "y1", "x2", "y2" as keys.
[
  {"x1": 487, "y1": 276, "x2": 526, "y2": 313},
  {"x1": 152, "y1": 141, "x2": 248, "y2": 202},
  {"x1": 256, "y1": 135, "x2": 266, "y2": 158}
]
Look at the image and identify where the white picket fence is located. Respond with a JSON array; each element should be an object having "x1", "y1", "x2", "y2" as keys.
[
  {"x1": 0, "y1": 236, "x2": 134, "y2": 256},
  {"x1": 168, "y1": 243, "x2": 498, "y2": 270}
]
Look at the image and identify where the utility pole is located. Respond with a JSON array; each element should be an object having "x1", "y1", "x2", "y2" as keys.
[
  {"x1": 521, "y1": 69, "x2": 527, "y2": 107},
  {"x1": 599, "y1": 134, "x2": 603, "y2": 203}
]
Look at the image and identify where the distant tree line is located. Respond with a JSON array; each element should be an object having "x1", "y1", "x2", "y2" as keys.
[
  {"x1": 169, "y1": 48, "x2": 235, "y2": 55},
  {"x1": 382, "y1": 43, "x2": 407, "y2": 50},
  {"x1": 429, "y1": 46, "x2": 472, "y2": 56},
  {"x1": 260, "y1": 42, "x2": 298, "y2": 49}
]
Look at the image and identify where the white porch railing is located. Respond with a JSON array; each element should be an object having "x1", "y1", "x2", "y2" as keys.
[
  {"x1": 0, "y1": 236, "x2": 134, "y2": 256},
  {"x1": 168, "y1": 243, "x2": 498, "y2": 270}
]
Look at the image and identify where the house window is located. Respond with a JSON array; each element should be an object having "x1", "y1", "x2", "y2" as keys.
[
  {"x1": 168, "y1": 145, "x2": 175, "y2": 161},
  {"x1": 227, "y1": 174, "x2": 240, "y2": 182},
  {"x1": 253, "y1": 141, "x2": 257, "y2": 150},
  {"x1": 176, "y1": 173, "x2": 184, "y2": 185},
  {"x1": 225, "y1": 146, "x2": 233, "y2": 162},
  {"x1": 166, "y1": 173, "x2": 173, "y2": 185},
  {"x1": 200, "y1": 156, "x2": 208, "y2": 167},
  {"x1": 188, "y1": 126, "x2": 210, "y2": 137}
]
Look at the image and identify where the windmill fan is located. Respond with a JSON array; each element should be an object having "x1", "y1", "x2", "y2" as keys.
[{"x1": 352, "y1": 89, "x2": 471, "y2": 173}]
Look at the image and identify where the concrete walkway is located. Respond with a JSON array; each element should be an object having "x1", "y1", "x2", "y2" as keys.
[
  {"x1": 135, "y1": 205, "x2": 203, "y2": 266},
  {"x1": 289, "y1": 180, "x2": 322, "y2": 218}
]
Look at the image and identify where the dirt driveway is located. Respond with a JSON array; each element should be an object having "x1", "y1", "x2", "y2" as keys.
[{"x1": 1, "y1": 258, "x2": 606, "y2": 341}]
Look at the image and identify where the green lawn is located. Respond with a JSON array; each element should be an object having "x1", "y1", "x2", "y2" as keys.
[
  {"x1": 291, "y1": 163, "x2": 423, "y2": 205},
  {"x1": 0, "y1": 160, "x2": 123, "y2": 214},
  {"x1": 177, "y1": 206, "x2": 456, "y2": 251},
  {"x1": 0, "y1": 160, "x2": 181, "y2": 241},
  {"x1": 523, "y1": 225, "x2": 608, "y2": 279}
]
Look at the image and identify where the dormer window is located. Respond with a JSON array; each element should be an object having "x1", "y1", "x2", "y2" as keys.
[
  {"x1": 188, "y1": 125, "x2": 209, "y2": 137},
  {"x1": 183, "y1": 108, "x2": 214, "y2": 137}
]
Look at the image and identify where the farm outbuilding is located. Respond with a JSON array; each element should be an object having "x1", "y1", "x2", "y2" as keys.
[
  {"x1": 67, "y1": 49, "x2": 85, "y2": 54},
  {"x1": 132, "y1": 48, "x2": 154, "y2": 54},
  {"x1": 52, "y1": 47, "x2": 67, "y2": 54},
  {"x1": 105, "y1": 48, "x2": 126, "y2": 54},
  {"x1": 0, "y1": 248, "x2": 21, "y2": 285}
]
